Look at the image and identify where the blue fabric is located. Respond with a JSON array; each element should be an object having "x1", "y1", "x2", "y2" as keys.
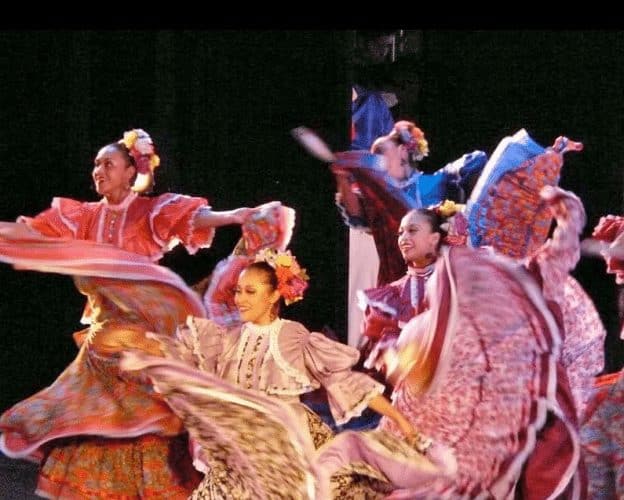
[
  {"x1": 417, "y1": 172, "x2": 452, "y2": 207},
  {"x1": 454, "y1": 150, "x2": 489, "y2": 192},
  {"x1": 351, "y1": 86, "x2": 394, "y2": 151},
  {"x1": 381, "y1": 149, "x2": 488, "y2": 210}
]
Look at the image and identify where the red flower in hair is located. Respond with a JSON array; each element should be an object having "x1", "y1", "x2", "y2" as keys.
[
  {"x1": 394, "y1": 120, "x2": 429, "y2": 161},
  {"x1": 255, "y1": 248, "x2": 310, "y2": 305}
]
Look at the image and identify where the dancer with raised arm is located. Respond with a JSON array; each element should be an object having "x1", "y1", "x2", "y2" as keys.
[{"x1": 0, "y1": 128, "x2": 273, "y2": 498}]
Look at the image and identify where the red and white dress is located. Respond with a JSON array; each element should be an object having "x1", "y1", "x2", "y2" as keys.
[{"x1": 0, "y1": 192, "x2": 216, "y2": 498}]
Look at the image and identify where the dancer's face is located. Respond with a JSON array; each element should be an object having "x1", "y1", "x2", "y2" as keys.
[
  {"x1": 92, "y1": 145, "x2": 135, "y2": 200},
  {"x1": 234, "y1": 267, "x2": 281, "y2": 325},
  {"x1": 398, "y1": 211, "x2": 440, "y2": 266},
  {"x1": 381, "y1": 141, "x2": 411, "y2": 181}
]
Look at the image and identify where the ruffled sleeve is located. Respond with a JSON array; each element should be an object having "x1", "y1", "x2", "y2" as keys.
[
  {"x1": 17, "y1": 197, "x2": 86, "y2": 238},
  {"x1": 358, "y1": 285, "x2": 401, "y2": 342},
  {"x1": 150, "y1": 193, "x2": 214, "y2": 254},
  {"x1": 277, "y1": 321, "x2": 384, "y2": 425},
  {"x1": 527, "y1": 186, "x2": 586, "y2": 305},
  {"x1": 358, "y1": 276, "x2": 413, "y2": 342}
]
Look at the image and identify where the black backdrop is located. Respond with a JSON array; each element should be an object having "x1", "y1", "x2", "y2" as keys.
[{"x1": 1, "y1": 30, "x2": 622, "y2": 412}]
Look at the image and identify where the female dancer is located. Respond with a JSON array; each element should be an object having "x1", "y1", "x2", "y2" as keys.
[{"x1": 0, "y1": 129, "x2": 261, "y2": 498}]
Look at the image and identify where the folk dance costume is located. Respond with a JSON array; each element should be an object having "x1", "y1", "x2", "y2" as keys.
[
  {"x1": 121, "y1": 316, "x2": 457, "y2": 499},
  {"x1": 0, "y1": 128, "x2": 294, "y2": 498}
]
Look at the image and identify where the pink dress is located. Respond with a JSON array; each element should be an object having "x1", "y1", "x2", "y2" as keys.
[
  {"x1": 0, "y1": 192, "x2": 214, "y2": 498},
  {"x1": 380, "y1": 245, "x2": 582, "y2": 499},
  {"x1": 358, "y1": 265, "x2": 435, "y2": 374},
  {"x1": 379, "y1": 188, "x2": 588, "y2": 499},
  {"x1": 120, "y1": 317, "x2": 458, "y2": 498},
  {"x1": 171, "y1": 317, "x2": 386, "y2": 441}
]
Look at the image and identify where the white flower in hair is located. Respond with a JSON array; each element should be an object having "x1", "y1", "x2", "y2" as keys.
[
  {"x1": 119, "y1": 128, "x2": 161, "y2": 193},
  {"x1": 133, "y1": 129, "x2": 155, "y2": 155}
]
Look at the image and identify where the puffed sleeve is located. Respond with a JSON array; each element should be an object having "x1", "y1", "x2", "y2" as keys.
[
  {"x1": 150, "y1": 193, "x2": 214, "y2": 254},
  {"x1": 17, "y1": 197, "x2": 86, "y2": 238},
  {"x1": 279, "y1": 321, "x2": 384, "y2": 426}
]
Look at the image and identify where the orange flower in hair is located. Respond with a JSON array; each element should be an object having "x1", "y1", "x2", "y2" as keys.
[
  {"x1": 255, "y1": 248, "x2": 310, "y2": 305},
  {"x1": 393, "y1": 120, "x2": 429, "y2": 161}
]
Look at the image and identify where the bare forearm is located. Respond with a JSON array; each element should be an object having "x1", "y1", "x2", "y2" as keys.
[
  {"x1": 193, "y1": 206, "x2": 249, "y2": 229},
  {"x1": 368, "y1": 394, "x2": 399, "y2": 420},
  {"x1": 367, "y1": 394, "x2": 414, "y2": 437}
]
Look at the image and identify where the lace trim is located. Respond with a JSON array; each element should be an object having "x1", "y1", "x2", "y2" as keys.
[
  {"x1": 406, "y1": 263, "x2": 436, "y2": 277},
  {"x1": 51, "y1": 197, "x2": 79, "y2": 237},
  {"x1": 186, "y1": 316, "x2": 210, "y2": 372},
  {"x1": 267, "y1": 319, "x2": 315, "y2": 389},
  {"x1": 185, "y1": 204, "x2": 215, "y2": 254},
  {"x1": 334, "y1": 382, "x2": 385, "y2": 426},
  {"x1": 101, "y1": 191, "x2": 137, "y2": 208}
]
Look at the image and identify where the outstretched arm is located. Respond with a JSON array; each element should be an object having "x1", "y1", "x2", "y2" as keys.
[{"x1": 193, "y1": 206, "x2": 255, "y2": 228}]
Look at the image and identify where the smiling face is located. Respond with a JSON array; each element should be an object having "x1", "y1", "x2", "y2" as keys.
[
  {"x1": 92, "y1": 144, "x2": 136, "y2": 203},
  {"x1": 234, "y1": 265, "x2": 282, "y2": 325},
  {"x1": 397, "y1": 210, "x2": 441, "y2": 267}
]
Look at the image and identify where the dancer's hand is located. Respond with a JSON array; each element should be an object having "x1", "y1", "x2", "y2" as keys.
[
  {"x1": 396, "y1": 414, "x2": 418, "y2": 441},
  {"x1": 231, "y1": 207, "x2": 256, "y2": 225}
]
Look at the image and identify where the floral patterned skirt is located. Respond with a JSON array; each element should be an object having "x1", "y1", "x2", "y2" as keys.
[{"x1": 36, "y1": 433, "x2": 202, "y2": 499}]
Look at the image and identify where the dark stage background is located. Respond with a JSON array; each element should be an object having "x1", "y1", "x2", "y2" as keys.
[{"x1": 1, "y1": 31, "x2": 622, "y2": 412}]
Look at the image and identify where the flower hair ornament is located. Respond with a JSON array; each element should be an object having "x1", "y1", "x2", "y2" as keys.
[
  {"x1": 255, "y1": 248, "x2": 310, "y2": 305},
  {"x1": 119, "y1": 128, "x2": 161, "y2": 193},
  {"x1": 392, "y1": 120, "x2": 430, "y2": 162},
  {"x1": 429, "y1": 200, "x2": 468, "y2": 247}
]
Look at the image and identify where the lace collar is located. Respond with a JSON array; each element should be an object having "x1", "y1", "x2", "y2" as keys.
[{"x1": 242, "y1": 318, "x2": 283, "y2": 337}]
